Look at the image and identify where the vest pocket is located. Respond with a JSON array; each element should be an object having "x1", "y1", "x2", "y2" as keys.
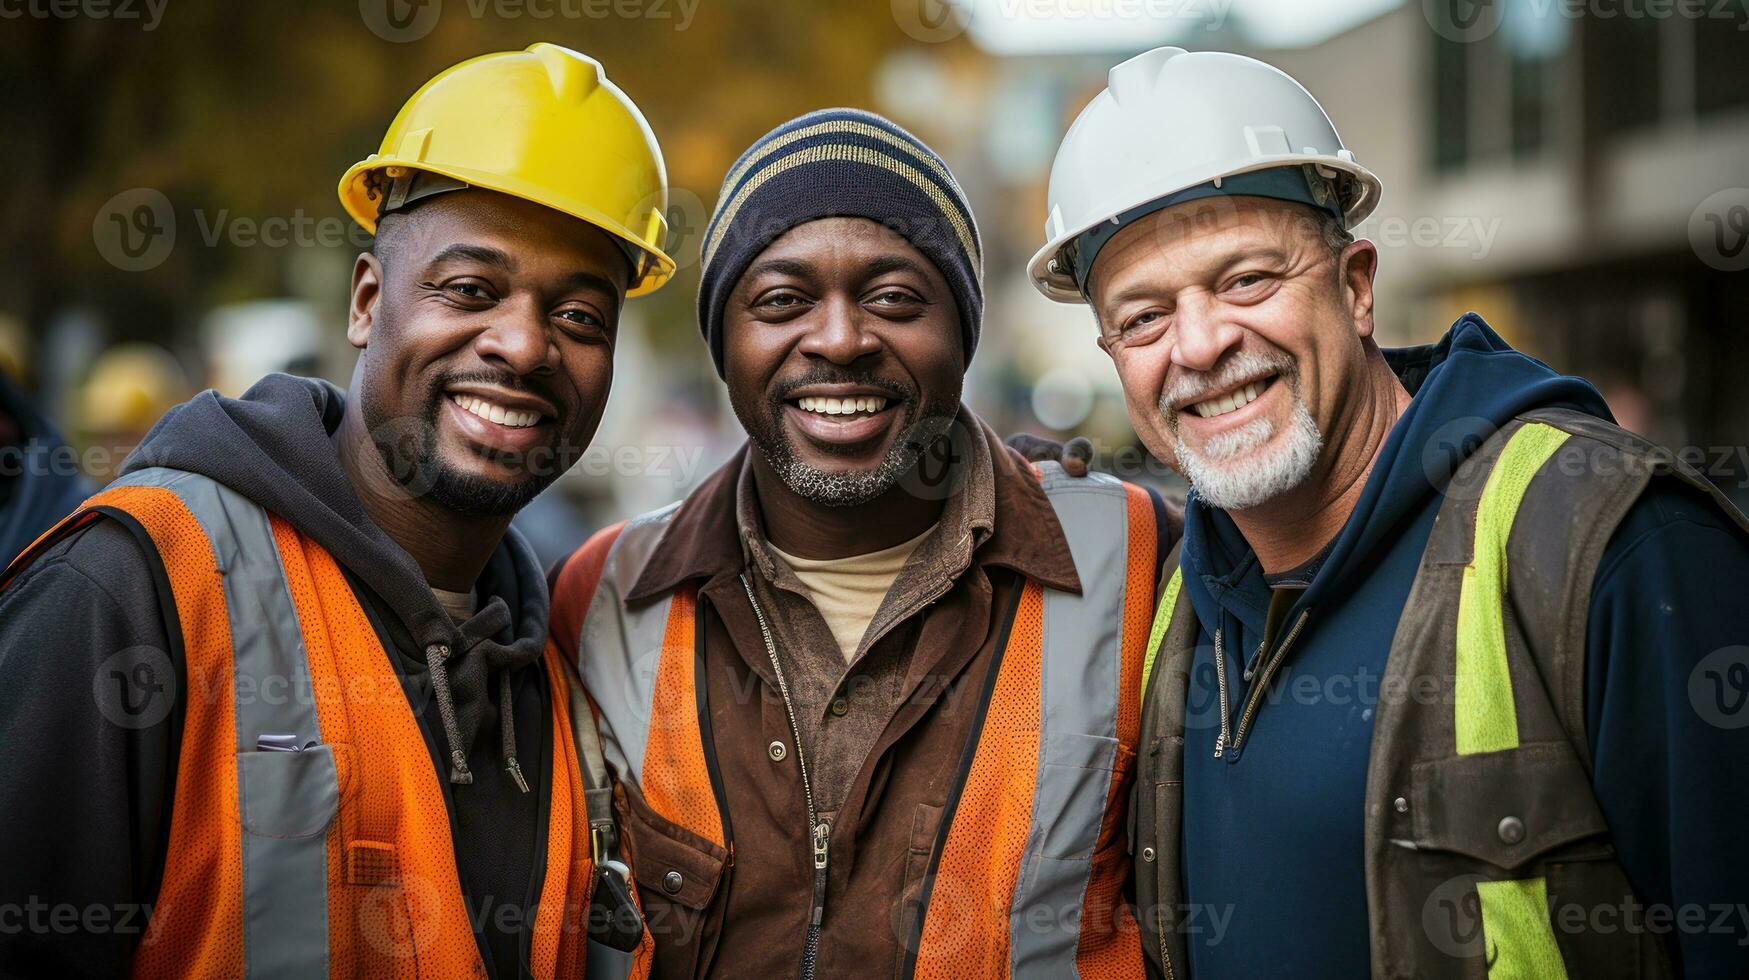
[
  {"x1": 619, "y1": 783, "x2": 728, "y2": 976},
  {"x1": 1034, "y1": 731, "x2": 1122, "y2": 861},
  {"x1": 1397, "y1": 741, "x2": 1666, "y2": 979},
  {"x1": 239, "y1": 744, "x2": 341, "y2": 840},
  {"x1": 1407, "y1": 741, "x2": 1606, "y2": 869}
]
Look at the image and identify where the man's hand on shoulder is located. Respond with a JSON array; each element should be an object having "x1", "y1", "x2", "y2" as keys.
[{"x1": 1006, "y1": 433, "x2": 1094, "y2": 478}]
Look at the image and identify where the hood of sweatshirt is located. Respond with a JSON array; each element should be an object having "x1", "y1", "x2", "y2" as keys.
[
  {"x1": 1178, "y1": 313, "x2": 1615, "y2": 637},
  {"x1": 1, "y1": 372, "x2": 92, "y2": 567},
  {"x1": 122, "y1": 373, "x2": 548, "y2": 789}
]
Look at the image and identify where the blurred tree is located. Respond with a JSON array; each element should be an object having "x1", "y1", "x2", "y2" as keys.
[{"x1": 0, "y1": 0, "x2": 941, "y2": 371}]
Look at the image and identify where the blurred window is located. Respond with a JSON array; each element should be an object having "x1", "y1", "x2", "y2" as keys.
[
  {"x1": 1582, "y1": 13, "x2": 1662, "y2": 138},
  {"x1": 1432, "y1": 30, "x2": 1469, "y2": 171},
  {"x1": 1695, "y1": 6, "x2": 1749, "y2": 117},
  {"x1": 1506, "y1": 5, "x2": 1569, "y2": 158}
]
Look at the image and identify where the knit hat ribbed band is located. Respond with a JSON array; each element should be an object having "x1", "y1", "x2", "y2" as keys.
[{"x1": 697, "y1": 108, "x2": 984, "y2": 379}]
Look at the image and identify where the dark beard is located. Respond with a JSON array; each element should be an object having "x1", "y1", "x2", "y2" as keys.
[
  {"x1": 363, "y1": 370, "x2": 575, "y2": 518},
  {"x1": 733, "y1": 368, "x2": 959, "y2": 508}
]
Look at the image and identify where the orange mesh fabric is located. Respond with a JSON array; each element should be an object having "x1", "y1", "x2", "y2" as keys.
[
  {"x1": 638, "y1": 588, "x2": 725, "y2": 847},
  {"x1": 913, "y1": 582, "x2": 1046, "y2": 980},
  {"x1": 531, "y1": 641, "x2": 589, "y2": 979},
  {"x1": 272, "y1": 519, "x2": 486, "y2": 978},
  {"x1": 1074, "y1": 484, "x2": 1154, "y2": 978},
  {"x1": 1, "y1": 496, "x2": 101, "y2": 588},
  {"x1": 67, "y1": 486, "x2": 250, "y2": 980}
]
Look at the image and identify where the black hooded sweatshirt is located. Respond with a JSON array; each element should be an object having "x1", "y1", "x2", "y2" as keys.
[{"x1": 0, "y1": 375, "x2": 555, "y2": 979}]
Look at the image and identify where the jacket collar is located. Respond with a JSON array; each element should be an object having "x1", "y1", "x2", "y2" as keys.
[{"x1": 627, "y1": 407, "x2": 1079, "y2": 601}]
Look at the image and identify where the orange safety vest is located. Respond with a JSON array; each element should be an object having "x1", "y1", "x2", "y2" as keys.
[
  {"x1": 571, "y1": 462, "x2": 1158, "y2": 978},
  {"x1": 3, "y1": 467, "x2": 635, "y2": 979}
]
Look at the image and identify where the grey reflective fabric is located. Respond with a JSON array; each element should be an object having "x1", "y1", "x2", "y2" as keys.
[
  {"x1": 578, "y1": 503, "x2": 681, "y2": 788},
  {"x1": 1009, "y1": 463, "x2": 1132, "y2": 977},
  {"x1": 112, "y1": 468, "x2": 334, "y2": 979}
]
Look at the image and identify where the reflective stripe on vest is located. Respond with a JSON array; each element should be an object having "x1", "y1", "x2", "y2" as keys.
[
  {"x1": 917, "y1": 469, "x2": 1152, "y2": 976},
  {"x1": 1139, "y1": 567, "x2": 1184, "y2": 703},
  {"x1": 9, "y1": 468, "x2": 603, "y2": 979},
  {"x1": 575, "y1": 503, "x2": 730, "y2": 847},
  {"x1": 113, "y1": 467, "x2": 335, "y2": 978},
  {"x1": 1455, "y1": 423, "x2": 1571, "y2": 756},
  {"x1": 1451, "y1": 423, "x2": 1573, "y2": 978}
]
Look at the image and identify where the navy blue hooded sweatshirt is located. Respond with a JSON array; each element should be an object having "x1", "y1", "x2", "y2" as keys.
[
  {"x1": 1178, "y1": 315, "x2": 1749, "y2": 978},
  {"x1": 0, "y1": 371, "x2": 90, "y2": 568}
]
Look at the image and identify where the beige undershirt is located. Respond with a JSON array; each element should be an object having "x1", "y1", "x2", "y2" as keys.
[
  {"x1": 431, "y1": 585, "x2": 477, "y2": 623},
  {"x1": 767, "y1": 523, "x2": 937, "y2": 663}
]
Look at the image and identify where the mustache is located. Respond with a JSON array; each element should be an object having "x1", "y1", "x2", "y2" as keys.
[
  {"x1": 770, "y1": 368, "x2": 914, "y2": 404},
  {"x1": 1161, "y1": 348, "x2": 1297, "y2": 410},
  {"x1": 429, "y1": 369, "x2": 564, "y2": 414}
]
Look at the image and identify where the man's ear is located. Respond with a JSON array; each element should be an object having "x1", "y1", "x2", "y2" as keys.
[
  {"x1": 348, "y1": 252, "x2": 384, "y2": 350},
  {"x1": 1339, "y1": 238, "x2": 1379, "y2": 340}
]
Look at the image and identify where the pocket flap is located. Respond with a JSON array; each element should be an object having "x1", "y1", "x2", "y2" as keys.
[
  {"x1": 621, "y1": 786, "x2": 728, "y2": 912},
  {"x1": 1409, "y1": 740, "x2": 1608, "y2": 870},
  {"x1": 239, "y1": 744, "x2": 340, "y2": 840}
]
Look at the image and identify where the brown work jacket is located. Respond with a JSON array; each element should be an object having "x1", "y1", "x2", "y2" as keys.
[{"x1": 551, "y1": 415, "x2": 1098, "y2": 977}]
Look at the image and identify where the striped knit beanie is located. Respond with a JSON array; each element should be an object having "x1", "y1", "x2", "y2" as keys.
[{"x1": 697, "y1": 108, "x2": 984, "y2": 379}]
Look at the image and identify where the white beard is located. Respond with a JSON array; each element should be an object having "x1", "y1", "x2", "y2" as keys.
[{"x1": 1173, "y1": 390, "x2": 1323, "y2": 512}]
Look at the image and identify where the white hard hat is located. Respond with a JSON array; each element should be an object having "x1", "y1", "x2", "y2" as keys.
[{"x1": 1028, "y1": 46, "x2": 1382, "y2": 304}]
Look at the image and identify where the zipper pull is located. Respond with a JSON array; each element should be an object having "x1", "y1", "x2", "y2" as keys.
[
  {"x1": 811, "y1": 819, "x2": 831, "y2": 925},
  {"x1": 1241, "y1": 640, "x2": 1267, "y2": 682},
  {"x1": 813, "y1": 819, "x2": 831, "y2": 871}
]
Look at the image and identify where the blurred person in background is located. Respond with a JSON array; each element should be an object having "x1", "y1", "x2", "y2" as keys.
[
  {"x1": 0, "y1": 362, "x2": 90, "y2": 569},
  {"x1": 549, "y1": 108, "x2": 1171, "y2": 978},
  {"x1": 1031, "y1": 47, "x2": 1749, "y2": 979},
  {"x1": 74, "y1": 342, "x2": 191, "y2": 486},
  {"x1": 0, "y1": 43, "x2": 671, "y2": 978}
]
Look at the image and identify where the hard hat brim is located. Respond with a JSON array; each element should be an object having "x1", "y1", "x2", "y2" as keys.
[
  {"x1": 1028, "y1": 156, "x2": 1382, "y2": 305},
  {"x1": 339, "y1": 158, "x2": 677, "y2": 298}
]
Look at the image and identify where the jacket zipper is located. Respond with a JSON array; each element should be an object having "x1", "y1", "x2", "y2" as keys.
[
  {"x1": 1210, "y1": 610, "x2": 1310, "y2": 759},
  {"x1": 739, "y1": 575, "x2": 830, "y2": 980},
  {"x1": 1155, "y1": 899, "x2": 1177, "y2": 980}
]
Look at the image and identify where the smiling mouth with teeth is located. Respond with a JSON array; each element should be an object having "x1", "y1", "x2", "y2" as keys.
[
  {"x1": 1187, "y1": 376, "x2": 1276, "y2": 420},
  {"x1": 793, "y1": 395, "x2": 891, "y2": 417},
  {"x1": 450, "y1": 394, "x2": 544, "y2": 429}
]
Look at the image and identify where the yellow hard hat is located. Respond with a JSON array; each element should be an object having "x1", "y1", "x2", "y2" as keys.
[
  {"x1": 339, "y1": 43, "x2": 675, "y2": 296},
  {"x1": 80, "y1": 343, "x2": 190, "y2": 434}
]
